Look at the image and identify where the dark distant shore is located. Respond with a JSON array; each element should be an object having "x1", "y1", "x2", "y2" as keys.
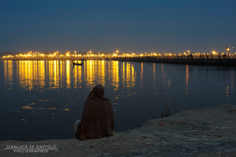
[
  {"x1": 116, "y1": 58, "x2": 236, "y2": 66},
  {"x1": 1, "y1": 104, "x2": 236, "y2": 157}
]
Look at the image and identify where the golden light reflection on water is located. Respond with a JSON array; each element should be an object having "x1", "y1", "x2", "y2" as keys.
[
  {"x1": 111, "y1": 61, "x2": 119, "y2": 90},
  {"x1": 5, "y1": 60, "x2": 137, "y2": 90},
  {"x1": 73, "y1": 63, "x2": 78, "y2": 89},
  {"x1": 3, "y1": 60, "x2": 13, "y2": 89},
  {"x1": 19, "y1": 61, "x2": 34, "y2": 90},
  {"x1": 39, "y1": 61, "x2": 45, "y2": 88},
  {"x1": 4, "y1": 61, "x2": 7, "y2": 83},
  {"x1": 140, "y1": 62, "x2": 143, "y2": 88},
  {"x1": 126, "y1": 63, "x2": 130, "y2": 87},
  {"x1": 131, "y1": 64, "x2": 136, "y2": 87},
  {"x1": 98, "y1": 60, "x2": 105, "y2": 86},
  {"x1": 48, "y1": 61, "x2": 53, "y2": 88},
  {"x1": 54, "y1": 61, "x2": 59, "y2": 88},
  {"x1": 8, "y1": 60, "x2": 13, "y2": 87},
  {"x1": 185, "y1": 65, "x2": 189, "y2": 95},
  {"x1": 66, "y1": 60, "x2": 71, "y2": 89},
  {"x1": 122, "y1": 62, "x2": 125, "y2": 86}
]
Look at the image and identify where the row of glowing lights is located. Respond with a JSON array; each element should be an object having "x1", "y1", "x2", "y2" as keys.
[{"x1": 2, "y1": 50, "x2": 236, "y2": 59}]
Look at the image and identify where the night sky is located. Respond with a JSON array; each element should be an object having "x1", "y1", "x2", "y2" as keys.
[{"x1": 0, "y1": 0, "x2": 235, "y2": 53}]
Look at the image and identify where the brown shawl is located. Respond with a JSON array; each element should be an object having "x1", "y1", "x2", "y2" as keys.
[{"x1": 79, "y1": 84, "x2": 114, "y2": 140}]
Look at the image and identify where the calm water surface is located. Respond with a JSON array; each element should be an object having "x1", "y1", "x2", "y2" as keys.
[{"x1": 0, "y1": 60, "x2": 235, "y2": 141}]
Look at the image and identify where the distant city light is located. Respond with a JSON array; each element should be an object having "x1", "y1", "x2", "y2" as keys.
[{"x1": 1, "y1": 50, "x2": 235, "y2": 59}]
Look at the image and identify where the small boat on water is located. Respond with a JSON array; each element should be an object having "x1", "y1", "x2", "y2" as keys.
[{"x1": 72, "y1": 62, "x2": 84, "y2": 65}]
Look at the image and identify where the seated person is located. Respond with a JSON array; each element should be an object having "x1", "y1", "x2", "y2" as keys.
[{"x1": 75, "y1": 84, "x2": 115, "y2": 140}]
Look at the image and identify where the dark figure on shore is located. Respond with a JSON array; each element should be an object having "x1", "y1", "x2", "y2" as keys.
[
  {"x1": 161, "y1": 104, "x2": 171, "y2": 118},
  {"x1": 75, "y1": 84, "x2": 115, "y2": 140}
]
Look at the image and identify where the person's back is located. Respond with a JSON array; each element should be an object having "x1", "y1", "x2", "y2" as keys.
[{"x1": 76, "y1": 84, "x2": 115, "y2": 140}]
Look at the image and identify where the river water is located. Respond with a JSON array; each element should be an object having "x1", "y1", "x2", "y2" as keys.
[{"x1": 0, "y1": 60, "x2": 235, "y2": 141}]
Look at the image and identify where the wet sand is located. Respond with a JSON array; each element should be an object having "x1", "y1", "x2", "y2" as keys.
[{"x1": 1, "y1": 104, "x2": 236, "y2": 157}]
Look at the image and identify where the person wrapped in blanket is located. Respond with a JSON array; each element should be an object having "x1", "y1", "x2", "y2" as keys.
[{"x1": 75, "y1": 84, "x2": 115, "y2": 140}]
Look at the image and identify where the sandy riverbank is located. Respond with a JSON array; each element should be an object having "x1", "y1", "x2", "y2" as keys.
[{"x1": 1, "y1": 104, "x2": 236, "y2": 157}]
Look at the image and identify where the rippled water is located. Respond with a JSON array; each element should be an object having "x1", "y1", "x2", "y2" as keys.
[{"x1": 0, "y1": 60, "x2": 235, "y2": 141}]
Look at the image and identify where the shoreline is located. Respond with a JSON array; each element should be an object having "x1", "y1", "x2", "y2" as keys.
[{"x1": 1, "y1": 104, "x2": 236, "y2": 157}]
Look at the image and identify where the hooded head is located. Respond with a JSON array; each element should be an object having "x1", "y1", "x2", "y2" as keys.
[
  {"x1": 94, "y1": 84, "x2": 105, "y2": 97},
  {"x1": 86, "y1": 84, "x2": 107, "y2": 100}
]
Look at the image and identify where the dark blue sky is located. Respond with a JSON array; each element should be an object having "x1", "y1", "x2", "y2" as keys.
[{"x1": 0, "y1": 0, "x2": 235, "y2": 53}]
